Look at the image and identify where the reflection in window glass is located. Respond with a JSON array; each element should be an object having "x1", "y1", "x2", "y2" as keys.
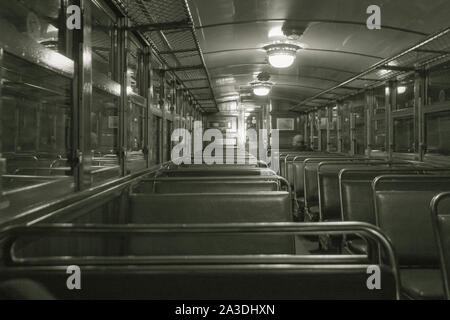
[
  {"x1": 427, "y1": 61, "x2": 450, "y2": 105},
  {"x1": 340, "y1": 104, "x2": 351, "y2": 153},
  {"x1": 318, "y1": 110, "x2": 327, "y2": 151},
  {"x1": 91, "y1": 89, "x2": 120, "y2": 184},
  {"x1": 1, "y1": 52, "x2": 73, "y2": 218},
  {"x1": 0, "y1": 0, "x2": 66, "y2": 53},
  {"x1": 92, "y1": 3, "x2": 116, "y2": 79},
  {"x1": 128, "y1": 37, "x2": 142, "y2": 95},
  {"x1": 396, "y1": 77, "x2": 414, "y2": 110},
  {"x1": 372, "y1": 86, "x2": 386, "y2": 151},
  {"x1": 394, "y1": 117, "x2": 414, "y2": 153},
  {"x1": 353, "y1": 104, "x2": 366, "y2": 155},
  {"x1": 127, "y1": 101, "x2": 146, "y2": 172},
  {"x1": 152, "y1": 58, "x2": 162, "y2": 108},
  {"x1": 328, "y1": 107, "x2": 338, "y2": 152},
  {"x1": 425, "y1": 111, "x2": 450, "y2": 155}
]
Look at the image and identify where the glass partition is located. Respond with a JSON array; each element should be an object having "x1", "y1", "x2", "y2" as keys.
[
  {"x1": 395, "y1": 76, "x2": 414, "y2": 110},
  {"x1": 425, "y1": 111, "x2": 450, "y2": 155},
  {"x1": 372, "y1": 86, "x2": 386, "y2": 151},
  {"x1": 393, "y1": 117, "x2": 414, "y2": 153},
  {"x1": 91, "y1": 2, "x2": 116, "y2": 80},
  {"x1": 427, "y1": 61, "x2": 450, "y2": 105},
  {"x1": 340, "y1": 104, "x2": 351, "y2": 153},
  {"x1": 90, "y1": 2, "x2": 120, "y2": 185},
  {"x1": 328, "y1": 107, "x2": 338, "y2": 152}
]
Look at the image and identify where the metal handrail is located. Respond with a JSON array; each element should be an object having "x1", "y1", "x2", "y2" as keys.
[
  {"x1": 0, "y1": 221, "x2": 400, "y2": 299},
  {"x1": 430, "y1": 191, "x2": 450, "y2": 300}
]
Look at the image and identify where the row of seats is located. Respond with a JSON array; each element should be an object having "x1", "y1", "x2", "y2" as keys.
[
  {"x1": 0, "y1": 154, "x2": 401, "y2": 299},
  {"x1": 278, "y1": 151, "x2": 450, "y2": 299}
]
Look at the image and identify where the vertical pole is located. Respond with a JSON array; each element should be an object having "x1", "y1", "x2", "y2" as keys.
[
  {"x1": 337, "y1": 103, "x2": 342, "y2": 153},
  {"x1": 365, "y1": 89, "x2": 373, "y2": 157},
  {"x1": 386, "y1": 81, "x2": 395, "y2": 161},
  {"x1": 0, "y1": 47, "x2": 8, "y2": 209},
  {"x1": 74, "y1": 0, "x2": 93, "y2": 190},
  {"x1": 415, "y1": 70, "x2": 425, "y2": 161},
  {"x1": 118, "y1": 16, "x2": 128, "y2": 176},
  {"x1": 159, "y1": 70, "x2": 166, "y2": 164}
]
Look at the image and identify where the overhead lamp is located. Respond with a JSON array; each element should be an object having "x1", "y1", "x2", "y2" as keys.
[
  {"x1": 251, "y1": 81, "x2": 274, "y2": 96},
  {"x1": 397, "y1": 86, "x2": 407, "y2": 95},
  {"x1": 264, "y1": 42, "x2": 301, "y2": 69}
]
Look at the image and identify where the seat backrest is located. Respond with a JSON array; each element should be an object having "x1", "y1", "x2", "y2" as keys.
[
  {"x1": 149, "y1": 180, "x2": 279, "y2": 193},
  {"x1": 431, "y1": 192, "x2": 450, "y2": 299},
  {"x1": 373, "y1": 175, "x2": 450, "y2": 267},
  {"x1": 129, "y1": 192, "x2": 294, "y2": 255},
  {"x1": 303, "y1": 157, "x2": 365, "y2": 208},
  {"x1": 318, "y1": 161, "x2": 398, "y2": 221},
  {"x1": 130, "y1": 191, "x2": 291, "y2": 224},
  {"x1": 158, "y1": 167, "x2": 275, "y2": 177},
  {"x1": 340, "y1": 167, "x2": 444, "y2": 224}
]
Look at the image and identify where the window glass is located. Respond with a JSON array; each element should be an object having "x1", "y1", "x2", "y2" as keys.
[
  {"x1": 425, "y1": 111, "x2": 450, "y2": 155},
  {"x1": 427, "y1": 61, "x2": 450, "y2": 105},
  {"x1": 328, "y1": 107, "x2": 338, "y2": 152},
  {"x1": 127, "y1": 100, "x2": 146, "y2": 172},
  {"x1": 1, "y1": 52, "x2": 73, "y2": 218},
  {"x1": 0, "y1": 0, "x2": 66, "y2": 54},
  {"x1": 372, "y1": 86, "x2": 386, "y2": 151},
  {"x1": 393, "y1": 117, "x2": 414, "y2": 153},
  {"x1": 151, "y1": 58, "x2": 162, "y2": 108},
  {"x1": 92, "y1": 2, "x2": 116, "y2": 80},
  {"x1": 352, "y1": 104, "x2": 366, "y2": 155},
  {"x1": 127, "y1": 36, "x2": 142, "y2": 96},
  {"x1": 340, "y1": 104, "x2": 351, "y2": 153},
  {"x1": 396, "y1": 76, "x2": 415, "y2": 110},
  {"x1": 318, "y1": 109, "x2": 327, "y2": 151},
  {"x1": 91, "y1": 89, "x2": 120, "y2": 185}
]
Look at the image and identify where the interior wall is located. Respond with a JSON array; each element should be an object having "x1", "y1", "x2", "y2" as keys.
[{"x1": 270, "y1": 99, "x2": 304, "y2": 149}]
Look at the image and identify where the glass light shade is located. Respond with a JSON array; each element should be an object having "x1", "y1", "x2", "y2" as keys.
[
  {"x1": 268, "y1": 52, "x2": 296, "y2": 68},
  {"x1": 397, "y1": 86, "x2": 407, "y2": 94},
  {"x1": 253, "y1": 86, "x2": 271, "y2": 96},
  {"x1": 264, "y1": 42, "x2": 300, "y2": 69}
]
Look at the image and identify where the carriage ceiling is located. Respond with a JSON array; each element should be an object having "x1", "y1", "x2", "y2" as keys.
[
  {"x1": 118, "y1": 0, "x2": 218, "y2": 112},
  {"x1": 184, "y1": 0, "x2": 450, "y2": 112}
]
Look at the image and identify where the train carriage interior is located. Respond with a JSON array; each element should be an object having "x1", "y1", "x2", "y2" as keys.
[{"x1": 1, "y1": 0, "x2": 450, "y2": 301}]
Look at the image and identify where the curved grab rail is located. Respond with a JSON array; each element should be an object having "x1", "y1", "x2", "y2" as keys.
[
  {"x1": 0, "y1": 221, "x2": 400, "y2": 299},
  {"x1": 430, "y1": 191, "x2": 450, "y2": 300}
]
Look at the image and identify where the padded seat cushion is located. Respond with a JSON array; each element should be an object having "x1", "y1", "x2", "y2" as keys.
[{"x1": 400, "y1": 269, "x2": 444, "y2": 300}]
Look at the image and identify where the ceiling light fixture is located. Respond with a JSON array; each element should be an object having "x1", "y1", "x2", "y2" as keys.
[
  {"x1": 250, "y1": 72, "x2": 274, "y2": 97},
  {"x1": 264, "y1": 42, "x2": 301, "y2": 69}
]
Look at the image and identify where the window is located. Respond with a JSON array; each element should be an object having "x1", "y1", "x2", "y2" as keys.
[
  {"x1": 92, "y1": 2, "x2": 116, "y2": 80},
  {"x1": 372, "y1": 86, "x2": 386, "y2": 151},
  {"x1": 0, "y1": 0, "x2": 74, "y2": 218},
  {"x1": 0, "y1": 0, "x2": 67, "y2": 54},
  {"x1": 425, "y1": 111, "x2": 450, "y2": 155},
  {"x1": 1, "y1": 53, "x2": 74, "y2": 217},
  {"x1": 427, "y1": 61, "x2": 450, "y2": 105},
  {"x1": 127, "y1": 36, "x2": 143, "y2": 96},
  {"x1": 328, "y1": 107, "x2": 338, "y2": 152},
  {"x1": 352, "y1": 104, "x2": 366, "y2": 155},
  {"x1": 318, "y1": 109, "x2": 327, "y2": 151},
  {"x1": 340, "y1": 104, "x2": 351, "y2": 153},
  {"x1": 395, "y1": 77, "x2": 415, "y2": 110},
  {"x1": 393, "y1": 117, "x2": 414, "y2": 153}
]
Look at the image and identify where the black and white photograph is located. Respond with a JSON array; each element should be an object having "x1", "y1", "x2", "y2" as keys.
[{"x1": 0, "y1": 0, "x2": 450, "y2": 308}]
